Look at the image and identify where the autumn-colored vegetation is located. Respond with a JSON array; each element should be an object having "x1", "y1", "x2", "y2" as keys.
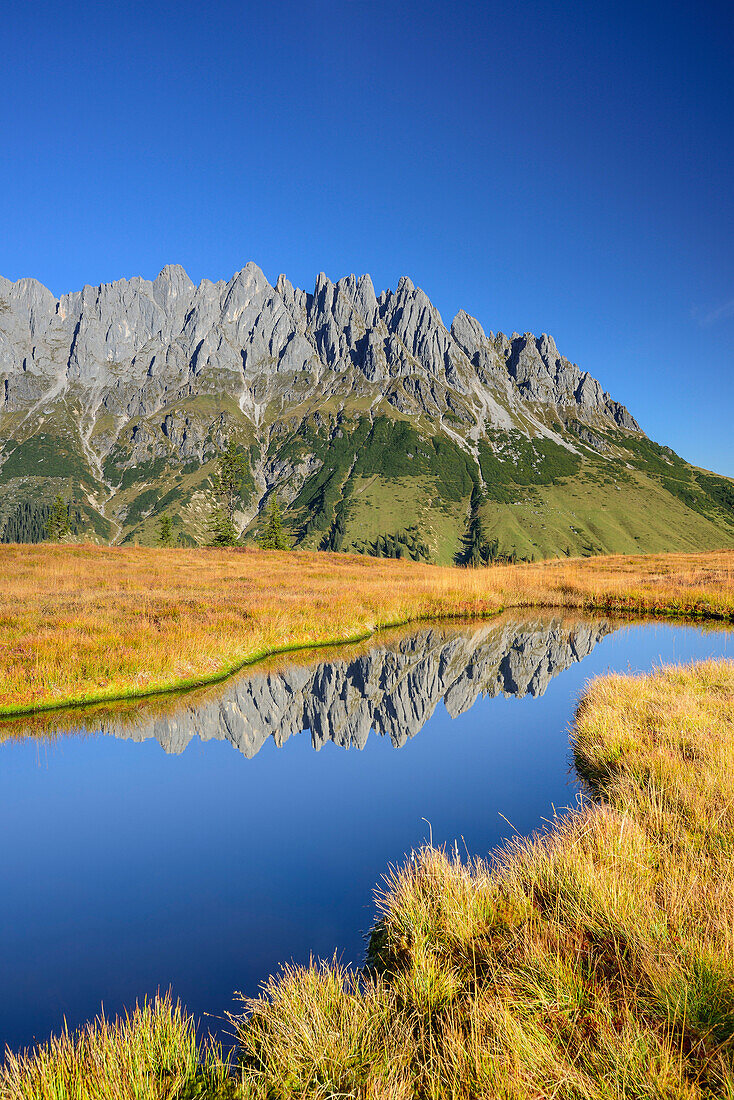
[
  {"x1": 1, "y1": 544, "x2": 733, "y2": 715},
  {"x1": 0, "y1": 993, "x2": 231, "y2": 1100}
]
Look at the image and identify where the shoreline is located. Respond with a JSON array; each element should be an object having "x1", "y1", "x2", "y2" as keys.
[
  {"x1": 2, "y1": 545, "x2": 734, "y2": 719},
  {"x1": 2, "y1": 596, "x2": 734, "y2": 723}
]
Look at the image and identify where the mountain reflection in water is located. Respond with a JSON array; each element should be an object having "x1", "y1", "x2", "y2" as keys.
[
  {"x1": 65, "y1": 615, "x2": 613, "y2": 757},
  {"x1": 3, "y1": 615, "x2": 732, "y2": 1058}
]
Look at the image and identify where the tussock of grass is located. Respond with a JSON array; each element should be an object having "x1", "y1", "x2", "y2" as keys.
[
  {"x1": 1, "y1": 545, "x2": 733, "y2": 715},
  {"x1": 227, "y1": 658, "x2": 734, "y2": 1098},
  {"x1": 0, "y1": 993, "x2": 232, "y2": 1099},
  {"x1": 4, "y1": 659, "x2": 734, "y2": 1096},
  {"x1": 233, "y1": 961, "x2": 413, "y2": 1099}
]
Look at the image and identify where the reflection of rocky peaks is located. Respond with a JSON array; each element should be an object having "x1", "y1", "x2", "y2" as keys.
[{"x1": 104, "y1": 617, "x2": 612, "y2": 758}]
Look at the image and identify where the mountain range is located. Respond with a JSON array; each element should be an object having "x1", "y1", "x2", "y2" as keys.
[
  {"x1": 106, "y1": 616, "x2": 612, "y2": 757},
  {"x1": 1, "y1": 263, "x2": 732, "y2": 561}
]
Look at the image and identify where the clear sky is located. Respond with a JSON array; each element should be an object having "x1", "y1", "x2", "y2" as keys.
[{"x1": 2, "y1": 0, "x2": 732, "y2": 473}]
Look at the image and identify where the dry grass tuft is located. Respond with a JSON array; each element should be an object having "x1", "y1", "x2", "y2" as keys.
[{"x1": 0, "y1": 992, "x2": 232, "y2": 1099}]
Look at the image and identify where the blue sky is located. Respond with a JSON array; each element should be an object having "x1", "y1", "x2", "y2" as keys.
[{"x1": 2, "y1": 0, "x2": 732, "y2": 473}]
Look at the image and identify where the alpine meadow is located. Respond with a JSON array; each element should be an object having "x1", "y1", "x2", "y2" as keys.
[{"x1": 2, "y1": 265, "x2": 734, "y2": 1099}]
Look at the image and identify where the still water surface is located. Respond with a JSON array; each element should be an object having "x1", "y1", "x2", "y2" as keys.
[{"x1": 0, "y1": 613, "x2": 731, "y2": 1052}]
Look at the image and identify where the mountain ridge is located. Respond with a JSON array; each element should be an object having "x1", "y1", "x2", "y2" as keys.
[
  {"x1": 0, "y1": 262, "x2": 638, "y2": 431},
  {"x1": 1, "y1": 263, "x2": 732, "y2": 560}
]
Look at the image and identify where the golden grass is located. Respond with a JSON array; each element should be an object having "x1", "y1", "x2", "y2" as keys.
[
  {"x1": 1, "y1": 544, "x2": 734, "y2": 715},
  {"x1": 0, "y1": 993, "x2": 231, "y2": 1100},
  {"x1": 5, "y1": 658, "x2": 734, "y2": 1097},
  {"x1": 0, "y1": 613, "x2": 548, "y2": 742}
]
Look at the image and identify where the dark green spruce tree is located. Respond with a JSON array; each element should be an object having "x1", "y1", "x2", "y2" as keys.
[
  {"x1": 158, "y1": 514, "x2": 174, "y2": 546},
  {"x1": 209, "y1": 438, "x2": 248, "y2": 547},
  {"x1": 258, "y1": 493, "x2": 291, "y2": 550},
  {"x1": 46, "y1": 493, "x2": 71, "y2": 541}
]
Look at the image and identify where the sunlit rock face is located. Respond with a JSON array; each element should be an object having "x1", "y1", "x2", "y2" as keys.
[
  {"x1": 96, "y1": 616, "x2": 613, "y2": 758},
  {"x1": 5, "y1": 265, "x2": 733, "y2": 562},
  {"x1": 0, "y1": 265, "x2": 636, "y2": 428}
]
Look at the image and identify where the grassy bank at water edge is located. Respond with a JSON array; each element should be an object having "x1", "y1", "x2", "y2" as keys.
[{"x1": 1, "y1": 545, "x2": 734, "y2": 715}]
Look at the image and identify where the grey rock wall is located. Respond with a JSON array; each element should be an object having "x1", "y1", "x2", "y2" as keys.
[{"x1": 0, "y1": 263, "x2": 640, "y2": 445}]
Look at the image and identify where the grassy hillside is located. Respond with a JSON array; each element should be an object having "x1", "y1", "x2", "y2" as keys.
[
  {"x1": 261, "y1": 415, "x2": 734, "y2": 563},
  {"x1": 477, "y1": 464, "x2": 734, "y2": 561},
  {"x1": 3, "y1": 400, "x2": 734, "y2": 561}
]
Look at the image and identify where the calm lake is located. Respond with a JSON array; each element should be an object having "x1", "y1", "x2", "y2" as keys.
[{"x1": 1, "y1": 613, "x2": 731, "y2": 1053}]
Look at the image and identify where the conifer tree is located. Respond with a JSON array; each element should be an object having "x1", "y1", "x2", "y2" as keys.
[
  {"x1": 208, "y1": 438, "x2": 248, "y2": 547},
  {"x1": 46, "y1": 493, "x2": 70, "y2": 541},
  {"x1": 258, "y1": 493, "x2": 291, "y2": 550},
  {"x1": 208, "y1": 508, "x2": 238, "y2": 547},
  {"x1": 158, "y1": 514, "x2": 173, "y2": 546}
]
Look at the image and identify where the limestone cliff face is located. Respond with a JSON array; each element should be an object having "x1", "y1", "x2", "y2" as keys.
[
  {"x1": 0, "y1": 264, "x2": 637, "y2": 432},
  {"x1": 96, "y1": 616, "x2": 612, "y2": 758}
]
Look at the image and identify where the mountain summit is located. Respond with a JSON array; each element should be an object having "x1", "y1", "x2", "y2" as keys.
[{"x1": 1, "y1": 264, "x2": 732, "y2": 560}]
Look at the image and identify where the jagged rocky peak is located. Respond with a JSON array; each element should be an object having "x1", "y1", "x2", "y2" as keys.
[
  {"x1": 336, "y1": 272, "x2": 379, "y2": 324},
  {"x1": 11, "y1": 256, "x2": 731, "y2": 559},
  {"x1": 0, "y1": 260, "x2": 639, "y2": 433},
  {"x1": 451, "y1": 309, "x2": 489, "y2": 352},
  {"x1": 152, "y1": 264, "x2": 195, "y2": 312},
  {"x1": 0, "y1": 275, "x2": 57, "y2": 338},
  {"x1": 220, "y1": 263, "x2": 273, "y2": 329},
  {"x1": 0, "y1": 257, "x2": 651, "y2": 557}
]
